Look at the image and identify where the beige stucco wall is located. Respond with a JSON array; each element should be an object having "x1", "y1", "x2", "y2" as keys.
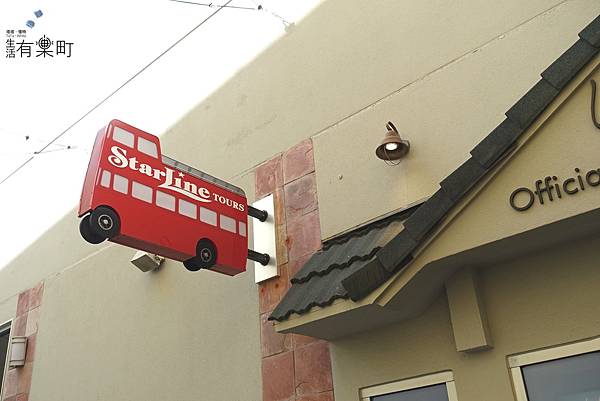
[
  {"x1": 30, "y1": 241, "x2": 261, "y2": 401},
  {"x1": 309, "y1": 1, "x2": 599, "y2": 238},
  {"x1": 163, "y1": 0, "x2": 599, "y2": 239},
  {"x1": 1, "y1": 174, "x2": 262, "y2": 401},
  {"x1": 375, "y1": 60, "x2": 600, "y2": 309},
  {"x1": 0, "y1": 298, "x2": 16, "y2": 329},
  {"x1": 0, "y1": 0, "x2": 599, "y2": 399},
  {"x1": 331, "y1": 234, "x2": 600, "y2": 401},
  {"x1": 413, "y1": 65, "x2": 600, "y2": 269}
]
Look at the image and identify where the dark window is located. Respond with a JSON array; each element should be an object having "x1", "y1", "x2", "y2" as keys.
[
  {"x1": 0, "y1": 324, "x2": 11, "y2": 393},
  {"x1": 372, "y1": 383, "x2": 449, "y2": 401},
  {"x1": 522, "y1": 351, "x2": 600, "y2": 401}
]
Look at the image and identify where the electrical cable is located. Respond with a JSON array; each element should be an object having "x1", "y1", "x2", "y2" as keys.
[
  {"x1": 2, "y1": 131, "x2": 73, "y2": 149},
  {"x1": 168, "y1": 0, "x2": 255, "y2": 10},
  {"x1": 169, "y1": 0, "x2": 292, "y2": 27},
  {"x1": 0, "y1": 0, "x2": 233, "y2": 185},
  {"x1": 0, "y1": 147, "x2": 79, "y2": 157},
  {"x1": 249, "y1": 0, "x2": 292, "y2": 27}
]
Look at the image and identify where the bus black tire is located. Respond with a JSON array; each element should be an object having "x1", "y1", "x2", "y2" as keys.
[
  {"x1": 90, "y1": 206, "x2": 121, "y2": 239},
  {"x1": 196, "y1": 239, "x2": 217, "y2": 269},
  {"x1": 183, "y1": 258, "x2": 202, "y2": 272},
  {"x1": 79, "y1": 215, "x2": 105, "y2": 244}
]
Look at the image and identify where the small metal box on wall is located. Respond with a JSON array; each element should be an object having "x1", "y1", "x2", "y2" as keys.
[{"x1": 9, "y1": 336, "x2": 27, "y2": 367}]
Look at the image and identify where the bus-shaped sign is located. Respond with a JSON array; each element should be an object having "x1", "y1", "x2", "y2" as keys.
[{"x1": 78, "y1": 119, "x2": 248, "y2": 276}]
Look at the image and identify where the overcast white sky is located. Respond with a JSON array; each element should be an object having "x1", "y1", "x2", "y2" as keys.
[{"x1": 0, "y1": 0, "x2": 322, "y2": 268}]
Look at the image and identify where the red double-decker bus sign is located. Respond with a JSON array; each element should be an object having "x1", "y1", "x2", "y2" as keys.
[{"x1": 78, "y1": 119, "x2": 248, "y2": 276}]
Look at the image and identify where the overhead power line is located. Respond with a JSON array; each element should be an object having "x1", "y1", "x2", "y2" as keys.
[
  {"x1": 0, "y1": 0, "x2": 233, "y2": 186},
  {"x1": 2, "y1": 130, "x2": 74, "y2": 149},
  {"x1": 0, "y1": 146, "x2": 79, "y2": 157},
  {"x1": 168, "y1": 0, "x2": 293, "y2": 27},
  {"x1": 248, "y1": 0, "x2": 292, "y2": 27},
  {"x1": 168, "y1": 0, "x2": 256, "y2": 10}
]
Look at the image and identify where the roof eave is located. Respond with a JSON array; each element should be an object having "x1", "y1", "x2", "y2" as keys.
[{"x1": 272, "y1": 15, "x2": 600, "y2": 339}]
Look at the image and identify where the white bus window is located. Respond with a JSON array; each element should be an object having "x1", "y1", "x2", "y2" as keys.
[
  {"x1": 112, "y1": 127, "x2": 135, "y2": 148},
  {"x1": 113, "y1": 174, "x2": 129, "y2": 194},
  {"x1": 137, "y1": 136, "x2": 158, "y2": 158},
  {"x1": 132, "y1": 181, "x2": 153, "y2": 203},
  {"x1": 179, "y1": 199, "x2": 197, "y2": 219},
  {"x1": 100, "y1": 170, "x2": 111, "y2": 188},
  {"x1": 220, "y1": 214, "x2": 236, "y2": 233},
  {"x1": 156, "y1": 191, "x2": 175, "y2": 211},
  {"x1": 239, "y1": 222, "x2": 247, "y2": 237},
  {"x1": 200, "y1": 207, "x2": 217, "y2": 226}
]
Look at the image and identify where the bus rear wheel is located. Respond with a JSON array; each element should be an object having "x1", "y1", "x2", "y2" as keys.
[
  {"x1": 79, "y1": 215, "x2": 105, "y2": 244},
  {"x1": 90, "y1": 206, "x2": 120, "y2": 239},
  {"x1": 183, "y1": 239, "x2": 217, "y2": 271}
]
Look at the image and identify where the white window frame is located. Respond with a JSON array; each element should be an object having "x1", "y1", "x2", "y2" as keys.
[
  {"x1": 112, "y1": 127, "x2": 135, "y2": 148},
  {"x1": 132, "y1": 181, "x2": 153, "y2": 204},
  {"x1": 178, "y1": 199, "x2": 197, "y2": 219},
  {"x1": 219, "y1": 214, "x2": 237, "y2": 234},
  {"x1": 113, "y1": 174, "x2": 129, "y2": 195},
  {"x1": 200, "y1": 207, "x2": 217, "y2": 226},
  {"x1": 508, "y1": 336, "x2": 600, "y2": 401},
  {"x1": 156, "y1": 190, "x2": 176, "y2": 212},
  {"x1": 137, "y1": 136, "x2": 158, "y2": 158},
  {"x1": 359, "y1": 371, "x2": 458, "y2": 401},
  {"x1": 100, "y1": 170, "x2": 111, "y2": 188}
]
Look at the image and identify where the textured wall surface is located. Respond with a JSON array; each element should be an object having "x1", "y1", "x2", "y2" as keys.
[
  {"x1": 1, "y1": 282, "x2": 43, "y2": 401},
  {"x1": 27, "y1": 242, "x2": 261, "y2": 401},
  {"x1": 255, "y1": 140, "x2": 335, "y2": 401},
  {"x1": 331, "y1": 235, "x2": 600, "y2": 401}
]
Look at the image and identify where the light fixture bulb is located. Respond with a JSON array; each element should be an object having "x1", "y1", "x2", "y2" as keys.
[
  {"x1": 385, "y1": 142, "x2": 399, "y2": 151},
  {"x1": 375, "y1": 121, "x2": 410, "y2": 164}
]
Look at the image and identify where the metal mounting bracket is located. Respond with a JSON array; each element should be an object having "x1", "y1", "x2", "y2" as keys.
[{"x1": 252, "y1": 194, "x2": 278, "y2": 283}]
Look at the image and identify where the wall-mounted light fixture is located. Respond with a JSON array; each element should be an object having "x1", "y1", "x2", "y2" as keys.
[
  {"x1": 130, "y1": 251, "x2": 165, "y2": 272},
  {"x1": 375, "y1": 121, "x2": 410, "y2": 165},
  {"x1": 9, "y1": 336, "x2": 27, "y2": 367}
]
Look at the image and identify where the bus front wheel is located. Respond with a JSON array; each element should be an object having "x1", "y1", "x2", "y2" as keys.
[
  {"x1": 90, "y1": 206, "x2": 120, "y2": 239},
  {"x1": 183, "y1": 239, "x2": 217, "y2": 271},
  {"x1": 79, "y1": 215, "x2": 105, "y2": 244}
]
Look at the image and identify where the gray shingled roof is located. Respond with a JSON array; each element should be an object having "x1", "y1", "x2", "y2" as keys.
[
  {"x1": 270, "y1": 15, "x2": 600, "y2": 322},
  {"x1": 269, "y1": 207, "x2": 417, "y2": 322}
]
